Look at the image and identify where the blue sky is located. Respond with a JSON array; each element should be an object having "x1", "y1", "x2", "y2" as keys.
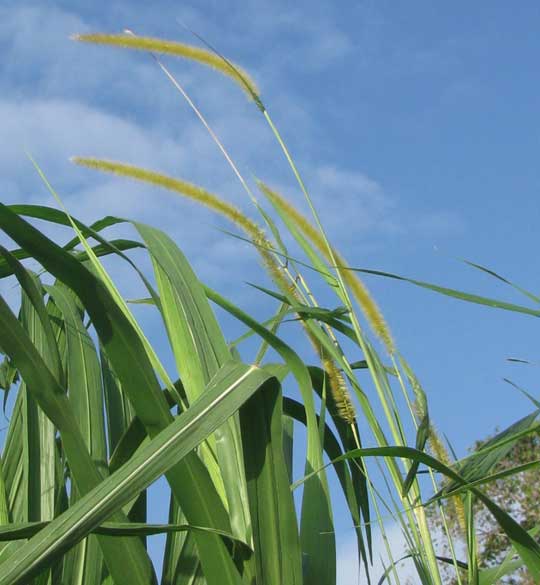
[{"x1": 1, "y1": 1, "x2": 540, "y2": 582}]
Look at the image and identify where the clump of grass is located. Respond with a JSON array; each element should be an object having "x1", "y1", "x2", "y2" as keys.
[{"x1": 2, "y1": 25, "x2": 538, "y2": 585}]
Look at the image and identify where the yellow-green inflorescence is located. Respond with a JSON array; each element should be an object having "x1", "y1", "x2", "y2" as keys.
[
  {"x1": 428, "y1": 424, "x2": 467, "y2": 535},
  {"x1": 321, "y1": 354, "x2": 356, "y2": 426},
  {"x1": 258, "y1": 181, "x2": 395, "y2": 354},
  {"x1": 72, "y1": 33, "x2": 260, "y2": 103}
]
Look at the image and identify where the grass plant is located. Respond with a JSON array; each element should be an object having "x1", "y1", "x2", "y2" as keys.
[{"x1": 0, "y1": 29, "x2": 538, "y2": 585}]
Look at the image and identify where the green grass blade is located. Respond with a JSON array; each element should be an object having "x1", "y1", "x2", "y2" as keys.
[
  {"x1": 239, "y1": 372, "x2": 302, "y2": 584},
  {"x1": 19, "y1": 291, "x2": 57, "y2": 585},
  {"x1": 463, "y1": 259, "x2": 540, "y2": 304},
  {"x1": 431, "y1": 459, "x2": 540, "y2": 501},
  {"x1": 399, "y1": 359, "x2": 430, "y2": 498},
  {"x1": 353, "y1": 268, "x2": 540, "y2": 317},
  {"x1": 1, "y1": 391, "x2": 25, "y2": 520},
  {"x1": 134, "y1": 222, "x2": 251, "y2": 544},
  {"x1": 0, "y1": 252, "x2": 83, "y2": 585},
  {"x1": 438, "y1": 411, "x2": 539, "y2": 496},
  {"x1": 0, "y1": 388, "x2": 25, "y2": 566},
  {"x1": 376, "y1": 554, "x2": 468, "y2": 585},
  {"x1": 161, "y1": 496, "x2": 196, "y2": 585},
  {"x1": 0, "y1": 521, "x2": 249, "y2": 545},
  {"x1": 0, "y1": 249, "x2": 63, "y2": 384},
  {"x1": 0, "y1": 457, "x2": 9, "y2": 527},
  {"x1": 503, "y1": 377, "x2": 540, "y2": 408},
  {"x1": 282, "y1": 414, "x2": 294, "y2": 485},
  {"x1": 46, "y1": 284, "x2": 107, "y2": 471},
  {"x1": 319, "y1": 446, "x2": 540, "y2": 580},
  {"x1": 284, "y1": 395, "x2": 371, "y2": 576},
  {"x1": 100, "y1": 346, "x2": 138, "y2": 457},
  {"x1": 307, "y1": 366, "x2": 372, "y2": 571},
  {"x1": 45, "y1": 284, "x2": 108, "y2": 585},
  {"x1": 0, "y1": 292, "x2": 157, "y2": 585},
  {"x1": 0, "y1": 240, "x2": 143, "y2": 281},
  {"x1": 477, "y1": 527, "x2": 540, "y2": 585}
]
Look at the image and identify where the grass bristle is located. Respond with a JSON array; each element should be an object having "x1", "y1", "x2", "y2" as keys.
[
  {"x1": 429, "y1": 424, "x2": 467, "y2": 535},
  {"x1": 258, "y1": 181, "x2": 395, "y2": 354},
  {"x1": 72, "y1": 33, "x2": 260, "y2": 101},
  {"x1": 322, "y1": 354, "x2": 356, "y2": 425},
  {"x1": 71, "y1": 157, "x2": 293, "y2": 294}
]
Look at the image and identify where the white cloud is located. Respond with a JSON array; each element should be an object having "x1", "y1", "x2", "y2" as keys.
[
  {"x1": 0, "y1": 98, "x2": 185, "y2": 166},
  {"x1": 312, "y1": 165, "x2": 464, "y2": 241},
  {"x1": 313, "y1": 165, "x2": 398, "y2": 235},
  {"x1": 0, "y1": 97, "x2": 192, "y2": 214}
]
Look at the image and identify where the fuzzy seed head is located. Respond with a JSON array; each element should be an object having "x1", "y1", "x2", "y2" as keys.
[
  {"x1": 259, "y1": 181, "x2": 395, "y2": 353},
  {"x1": 322, "y1": 355, "x2": 356, "y2": 425},
  {"x1": 72, "y1": 33, "x2": 260, "y2": 101},
  {"x1": 71, "y1": 158, "x2": 296, "y2": 296}
]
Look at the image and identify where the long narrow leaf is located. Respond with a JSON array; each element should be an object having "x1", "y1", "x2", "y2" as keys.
[
  {"x1": 239, "y1": 372, "x2": 302, "y2": 584},
  {"x1": 353, "y1": 268, "x2": 540, "y2": 318}
]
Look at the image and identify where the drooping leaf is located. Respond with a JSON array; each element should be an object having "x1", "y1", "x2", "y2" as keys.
[{"x1": 352, "y1": 268, "x2": 540, "y2": 318}]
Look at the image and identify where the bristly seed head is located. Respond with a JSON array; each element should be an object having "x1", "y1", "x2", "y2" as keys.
[
  {"x1": 322, "y1": 354, "x2": 356, "y2": 426},
  {"x1": 71, "y1": 33, "x2": 260, "y2": 102},
  {"x1": 71, "y1": 157, "x2": 294, "y2": 295},
  {"x1": 428, "y1": 423, "x2": 467, "y2": 535},
  {"x1": 258, "y1": 181, "x2": 395, "y2": 354}
]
